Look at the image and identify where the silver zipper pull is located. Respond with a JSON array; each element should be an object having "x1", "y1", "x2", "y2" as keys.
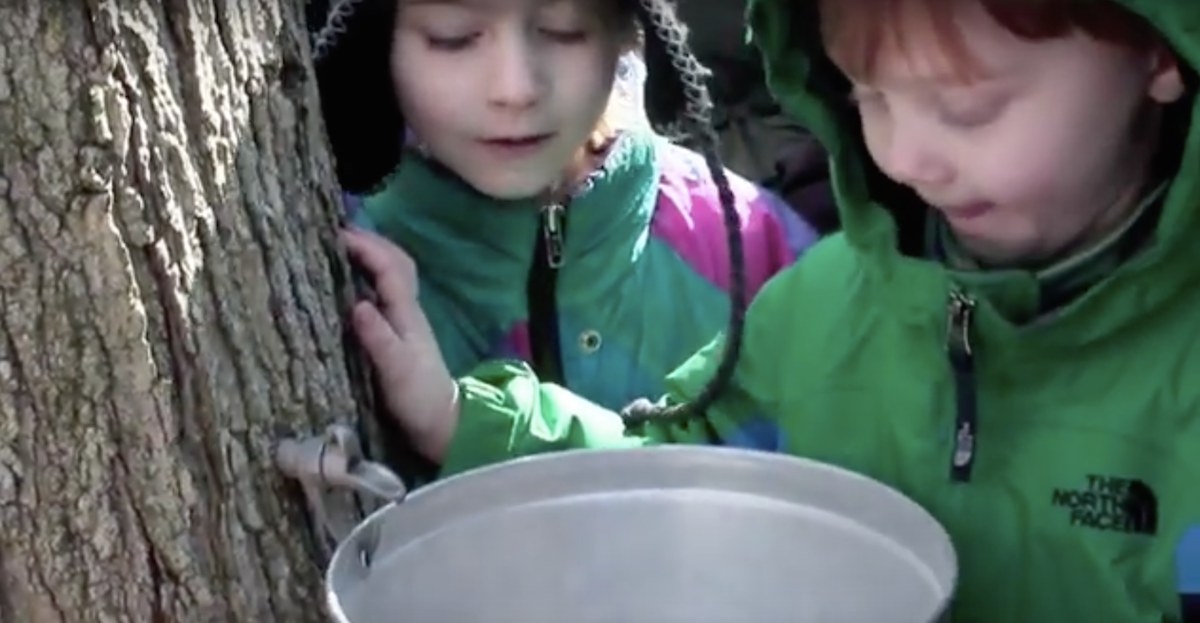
[
  {"x1": 945, "y1": 290, "x2": 977, "y2": 481},
  {"x1": 946, "y1": 291, "x2": 974, "y2": 356},
  {"x1": 541, "y1": 203, "x2": 565, "y2": 268},
  {"x1": 952, "y1": 421, "x2": 974, "y2": 469}
]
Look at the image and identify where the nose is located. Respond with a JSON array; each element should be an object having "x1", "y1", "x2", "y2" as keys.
[
  {"x1": 486, "y1": 38, "x2": 542, "y2": 111},
  {"x1": 873, "y1": 121, "x2": 955, "y2": 189}
]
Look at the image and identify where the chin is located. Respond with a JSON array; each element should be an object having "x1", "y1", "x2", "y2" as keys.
[
  {"x1": 462, "y1": 172, "x2": 556, "y2": 201},
  {"x1": 962, "y1": 237, "x2": 1045, "y2": 268}
]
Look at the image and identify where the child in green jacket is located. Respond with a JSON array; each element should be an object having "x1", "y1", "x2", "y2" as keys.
[
  {"x1": 342, "y1": 0, "x2": 1199, "y2": 619},
  {"x1": 313, "y1": 0, "x2": 815, "y2": 417}
]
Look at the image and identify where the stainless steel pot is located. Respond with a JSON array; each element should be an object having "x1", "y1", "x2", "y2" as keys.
[{"x1": 310, "y1": 444, "x2": 956, "y2": 623}]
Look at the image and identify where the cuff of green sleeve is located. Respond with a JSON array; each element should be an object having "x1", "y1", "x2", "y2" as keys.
[{"x1": 436, "y1": 378, "x2": 521, "y2": 478}]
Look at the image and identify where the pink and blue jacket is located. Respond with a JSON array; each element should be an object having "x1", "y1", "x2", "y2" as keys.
[{"x1": 347, "y1": 129, "x2": 817, "y2": 417}]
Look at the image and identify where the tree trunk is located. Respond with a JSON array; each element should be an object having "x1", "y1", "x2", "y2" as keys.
[{"x1": 0, "y1": 1, "x2": 371, "y2": 620}]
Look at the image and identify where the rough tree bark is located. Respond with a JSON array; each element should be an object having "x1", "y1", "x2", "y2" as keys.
[{"x1": 0, "y1": 1, "x2": 372, "y2": 621}]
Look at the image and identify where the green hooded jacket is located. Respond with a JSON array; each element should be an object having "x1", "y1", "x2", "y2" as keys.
[{"x1": 436, "y1": 2, "x2": 1200, "y2": 619}]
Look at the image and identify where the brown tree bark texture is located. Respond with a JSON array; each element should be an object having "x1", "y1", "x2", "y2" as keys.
[{"x1": 0, "y1": 1, "x2": 362, "y2": 621}]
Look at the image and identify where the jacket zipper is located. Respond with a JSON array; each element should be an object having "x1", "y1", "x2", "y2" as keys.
[
  {"x1": 526, "y1": 201, "x2": 566, "y2": 384},
  {"x1": 946, "y1": 290, "x2": 978, "y2": 482}
]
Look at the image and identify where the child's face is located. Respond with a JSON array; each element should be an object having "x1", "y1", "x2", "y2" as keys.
[
  {"x1": 391, "y1": 0, "x2": 625, "y2": 200},
  {"x1": 839, "y1": 3, "x2": 1182, "y2": 266}
]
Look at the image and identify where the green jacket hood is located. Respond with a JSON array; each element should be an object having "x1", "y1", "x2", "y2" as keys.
[{"x1": 746, "y1": 0, "x2": 1200, "y2": 346}]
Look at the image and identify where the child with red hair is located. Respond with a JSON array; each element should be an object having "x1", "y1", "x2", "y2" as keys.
[{"x1": 344, "y1": 1, "x2": 1199, "y2": 618}]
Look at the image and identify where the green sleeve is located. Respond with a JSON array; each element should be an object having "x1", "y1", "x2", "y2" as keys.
[{"x1": 437, "y1": 267, "x2": 793, "y2": 477}]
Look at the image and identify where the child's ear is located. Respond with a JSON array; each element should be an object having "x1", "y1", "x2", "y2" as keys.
[{"x1": 1146, "y1": 47, "x2": 1184, "y2": 103}]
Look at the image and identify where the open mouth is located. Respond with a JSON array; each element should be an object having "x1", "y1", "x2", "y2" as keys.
[
  {"x1": 942, "y1": 201, "x2": 995, "y2": 221},
  {"x1": 480, "y1": 134, "x2": 553, "y2": 149}
]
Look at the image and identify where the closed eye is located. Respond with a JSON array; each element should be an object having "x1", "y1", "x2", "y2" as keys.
[
  {"x1": 936, "y1": 96, "x2": 1008, "y2": 129},
  {"x1": 538, "y1": 28, "x2": 587, "y2": 44},
  {"x1": 425, "y1": 32, "x2": 480, "y2": 51}
]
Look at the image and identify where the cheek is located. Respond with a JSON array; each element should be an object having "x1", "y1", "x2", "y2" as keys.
[
  {"x1": 978, "y1": 151, "x2": 1060, "y2": 205},
  {"x1": 391, "y1": 48, "x2": 462, "y2": 135},
  {"x1": 556, "y1": 50, "x2": 620, "y2": 118},
  {"x1": 968, "y1": 122, "x2": 1090, "y2": 207},
  {"x1": 977, "y1": 64, "x2": 1148, "y2": 210}
]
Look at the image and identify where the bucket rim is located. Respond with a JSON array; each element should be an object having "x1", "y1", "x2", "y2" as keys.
[{"x1": 325, "y1": 445, "x2": 960, "y2": 618}]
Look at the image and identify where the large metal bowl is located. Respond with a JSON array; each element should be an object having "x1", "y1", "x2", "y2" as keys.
[{"x1": 326, "y1": 446, "x2": 957, "y2": 623}]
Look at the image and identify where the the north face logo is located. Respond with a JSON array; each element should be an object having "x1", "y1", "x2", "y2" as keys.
[{"x1": 1050, "y1": 474, "x2": 1158, "y2": 535}]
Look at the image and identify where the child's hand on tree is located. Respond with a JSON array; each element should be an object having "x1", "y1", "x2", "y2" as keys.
[{"x1": 341, "y1": 227, "x2": 458, "y2": 462}]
